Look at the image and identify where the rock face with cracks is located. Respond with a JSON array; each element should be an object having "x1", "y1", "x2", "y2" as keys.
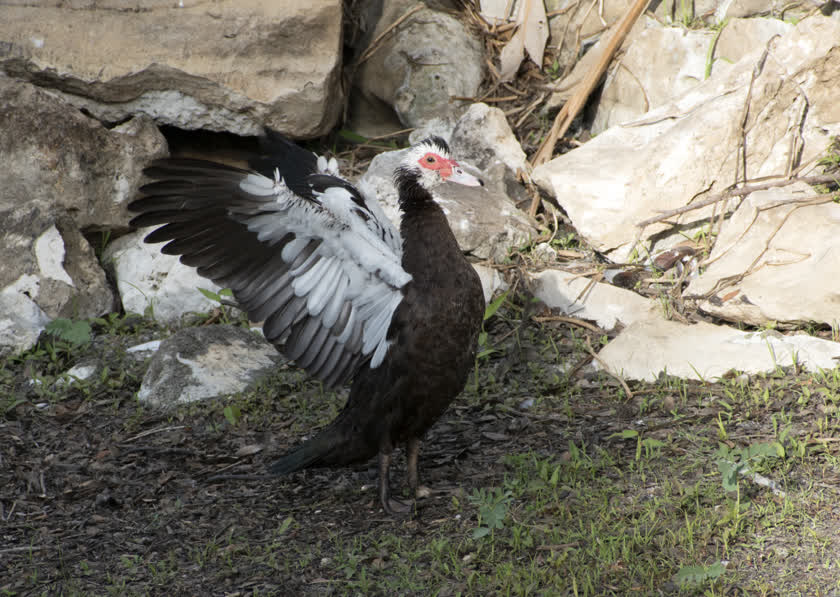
[
  {"x1": 534, "y1": 17, "x2": 840, "y2": 263},
  {"x1": 0, "y1": 76, "x2": 166, "y2": 355},
  {"x1": 0, "y1": 1, "x2": 343, "y2": 137}
]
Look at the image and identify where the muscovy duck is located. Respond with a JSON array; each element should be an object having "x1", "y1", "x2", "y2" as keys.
[{"x1": 129, "y1": 134, "x2": 486, "y2": 514}]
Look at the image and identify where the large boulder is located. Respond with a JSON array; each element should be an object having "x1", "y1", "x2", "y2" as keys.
[
  {"x1": 354, "y1": 1, "x2": 484, "y2": 136},
  {"x1": 0, "y1": 0, "x2": 343, "y2": 137}
]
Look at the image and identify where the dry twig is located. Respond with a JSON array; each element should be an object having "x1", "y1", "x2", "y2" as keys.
[
  {"x1": 530, "y1": 0, "x2": 651, "y2": 169},
  {"x1": 699, "y1": 194, "x2": 833, "y2": 298},
  {"x1": 635, "y1": 174, "x2": 839, "y2": 229},
  {"x1": 533, "y1": 315, "x2": 605, "y2": 334},
  {"x1": 357, "y1": 3, "x2": 425, "y2": 65}
]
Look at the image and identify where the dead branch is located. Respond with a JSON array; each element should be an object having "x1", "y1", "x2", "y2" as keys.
[{"x1": 533, "y1": 315, "x2": 605, "y2": 335}]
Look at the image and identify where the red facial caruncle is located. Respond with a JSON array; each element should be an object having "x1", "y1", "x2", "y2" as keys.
[
  {"x1": 417, "y1": 152, "x2": 483, "y2": 187},
  {"x1": 418, "y1": 152, "x2": 454, "y2": 179}
]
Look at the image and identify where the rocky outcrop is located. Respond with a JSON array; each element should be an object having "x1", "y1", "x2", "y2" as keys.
[
  {"x1": 530, "y1": 13, "x2": 840, "y2": 381},
  {"x1": 0, "y1": 76, "x2": 166, "y2": 355},
  {"x1": 0, "y1": 0, "x2": 343, "y2": 138},
  {"x1": 533, "y1": 16, "x2": 840, "y2": 263}
]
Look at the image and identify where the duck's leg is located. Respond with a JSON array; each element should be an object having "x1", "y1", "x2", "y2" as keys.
[
  {"x1": 378, "y1": 451, "x2": 412, "y2": 515},
  {"x1": 406, "y1": 437, "x2": 421, "y2": 497}
]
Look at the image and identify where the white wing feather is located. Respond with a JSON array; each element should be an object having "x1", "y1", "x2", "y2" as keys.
[{"x1": 233, "y1": 171, "x2": 409, "y2": 377}]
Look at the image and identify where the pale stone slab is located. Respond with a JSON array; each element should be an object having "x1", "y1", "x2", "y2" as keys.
[
  {"x1": 685, "y1": 184, "x2": 840, "y2": 327},
  {"x1": 529, "y1": 269, "x2": 658, "y2": 330},
  {"x1": 137, "y1": 325, "x2": 279, "y2": 407},
  {"x1": 596, "y1": 317, "x2": 840, "y2": 382}
]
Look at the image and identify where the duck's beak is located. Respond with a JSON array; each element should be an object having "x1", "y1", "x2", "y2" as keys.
[{"x1": 446, "y1": 162, "x2": 484, "y2": 187}]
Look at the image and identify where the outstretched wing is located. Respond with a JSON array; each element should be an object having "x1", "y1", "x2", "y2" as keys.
[{"x1": 129, "y1": 155, "x2": 409, "y2": 388}]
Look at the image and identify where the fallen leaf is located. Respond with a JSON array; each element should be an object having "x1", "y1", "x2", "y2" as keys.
[
  {"x1": 522, "y1": 0, "x2": 548, "y2": 67},
  {"x1": 498, "y1": 0, "x2": 549, "y2": 81},
  {"x1": 499, "y1": 28, "x2": 526, "y2": 81},
  {"x1": 481, "y1": 431, "x2": 509, "y2": 441},
  {"x1": 234, "y1": 444, "x2": 263, "y2": 457}
]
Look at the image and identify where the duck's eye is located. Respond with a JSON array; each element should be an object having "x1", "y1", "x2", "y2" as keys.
[{"x1": 426, "y1": 156, "x2": 436, "y2": 164}]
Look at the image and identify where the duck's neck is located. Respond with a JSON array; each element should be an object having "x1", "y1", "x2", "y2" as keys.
[{"x1": 397, "y1": 180, "x2": 464, "y2": 279}]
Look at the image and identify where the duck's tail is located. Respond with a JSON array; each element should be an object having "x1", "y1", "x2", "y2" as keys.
[
  {"x1": 268, "y1": 432, "x2": 335, "y2": 476},
  {"x1": 268, "y1": 421, "x2": 378, "y2": 476}
]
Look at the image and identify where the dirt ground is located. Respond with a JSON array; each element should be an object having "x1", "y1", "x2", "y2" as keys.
[
  {"x1": 1, "y1": 311, "x2": 598, "y2": 595},
  {"x1": 6, "y1": 303, "x2": 840, "y2": 596}
]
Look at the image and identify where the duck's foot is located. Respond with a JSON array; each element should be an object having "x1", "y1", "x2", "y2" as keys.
[
  {"x1": 378, "y1": 450, "x2": 417, "y2": 517},
  {"x1": 382, "y1": 496, "x2": 415, "y2": 516}
]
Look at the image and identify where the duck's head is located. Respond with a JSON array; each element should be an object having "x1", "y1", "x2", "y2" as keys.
[{"x1": 395, "y1": 136, "x2": 484, "y2": 193}]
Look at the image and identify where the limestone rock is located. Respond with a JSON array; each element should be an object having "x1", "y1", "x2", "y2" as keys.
[
  {"x1": 529, "y1": 269, "x2": 658, "y2": 331},
  {"x1": 533, "y1": 16, "x2": 840, "y2": 263},
  {"x1": 596, "y1": 317, "x2": 840, "y2": 382},
  {"x1": 685, "y1": 184, "x2": 840, "y2": 327},
  {"x1": 104, "y1": 230, "x2": 224, "y2": 323},
  {"x1": 590, "y1": 16, "x2": 792, "y2": 134},
  {"x1": 654, "y1": 0, "x2": 818, "y2": 23},
  {"x1": 0, "y1": 77, "x2": 167, "y2": 355},
  {"x1": 474, "y1": 264, "x2": 509, "y2": 304},
  {"x1": 591, "y1": 18, "x2": 715, "y2": 134},
  {"x1": 449, "y1": 102, "x2": 532, "y2": 209},
  {"x1": 0, "y1": 0, "x2": 343, "y2": 137},
  {"x1": 137, "y1": 325, "x2": 281, "y2": 407},
  {"x1": 0, "y1": 76, "x2": 167, "y2": 232},
  {"x1": 546, "y1": 0, "x2": 637, "y2": 76},
  {"x1": 450, "y1": 103, "x2": 530, "y2": 178},
  {"x1": 358, "y1": 146, "x2": 534, "y2": 262},
  {"x1": 354, "y1": 2, "x2": 483, "y2": 133},
  {"x1": 0, "y1": 283, "x2": 50, "y2": 358},
  {"x1": 715, "y1": 16, "x2": 794, "y2": 61},
  {"x1": 0, "y1": 213, "x2": 114, "y2": 351}
]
